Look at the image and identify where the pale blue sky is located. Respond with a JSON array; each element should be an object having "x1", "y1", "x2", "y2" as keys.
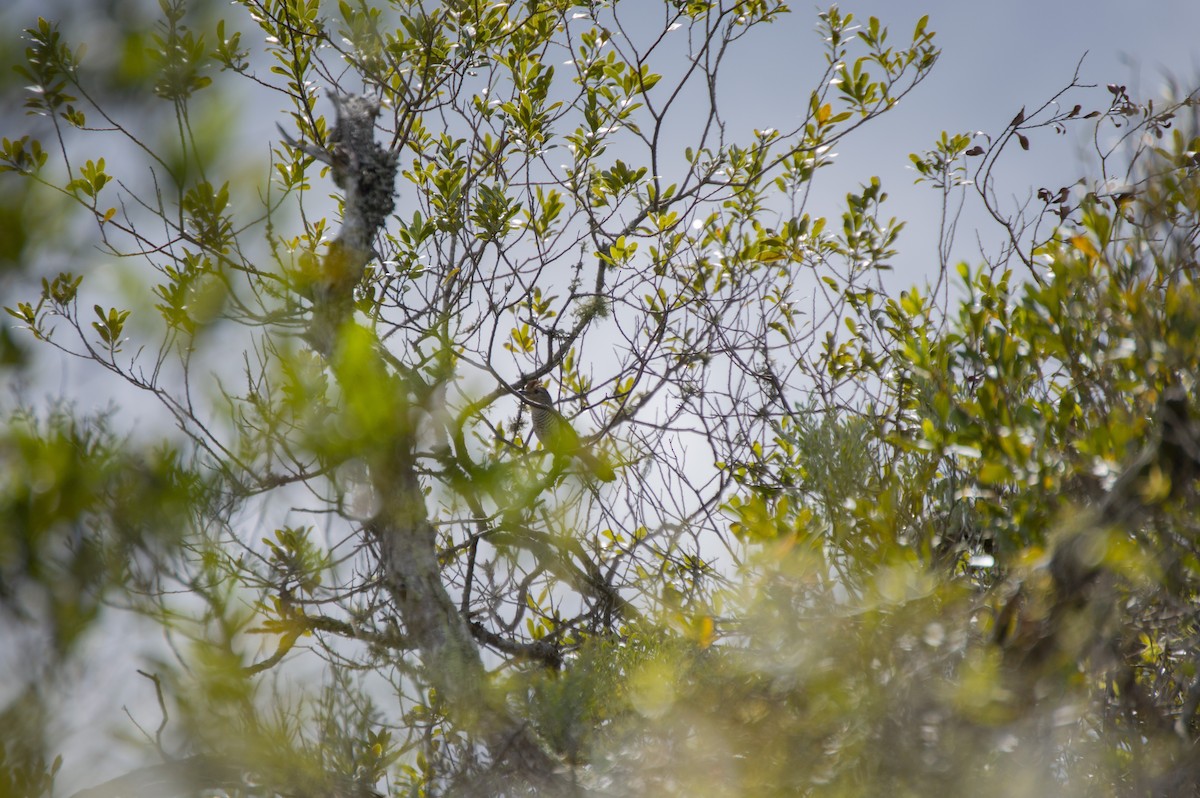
[
  {"x1": 717, "y1": 0, "x2": 1200, "y2": 282},
  {"x1": 4, "y1": 0, "x2": 1197, "y2": 284}
]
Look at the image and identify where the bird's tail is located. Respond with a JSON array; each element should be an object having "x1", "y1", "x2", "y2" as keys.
[{"x1": 578, "y1": 449, "x2": 616, "y2": 482}]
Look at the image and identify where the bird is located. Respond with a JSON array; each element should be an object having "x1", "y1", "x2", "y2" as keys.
[{"x1": 520, "y1": 379, "x2": 616, "y2": 482}]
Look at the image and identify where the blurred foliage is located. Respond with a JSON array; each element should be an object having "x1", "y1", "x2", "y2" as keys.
[
  {"x1": 0, "y1": 405, "x2": 203, "y2": 652},
  {"x1": 2, "y1": 0, "x2": 1200, "y2": 796}
]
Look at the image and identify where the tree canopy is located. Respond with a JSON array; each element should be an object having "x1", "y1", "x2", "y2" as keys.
[{"x1": 3, "y1": 1, "x2": 1200, "y2": 796}]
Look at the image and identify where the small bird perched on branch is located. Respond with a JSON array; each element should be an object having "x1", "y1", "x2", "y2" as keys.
[{"x1": 521, "y1": 379, "x2": 616, "y2": 482}]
